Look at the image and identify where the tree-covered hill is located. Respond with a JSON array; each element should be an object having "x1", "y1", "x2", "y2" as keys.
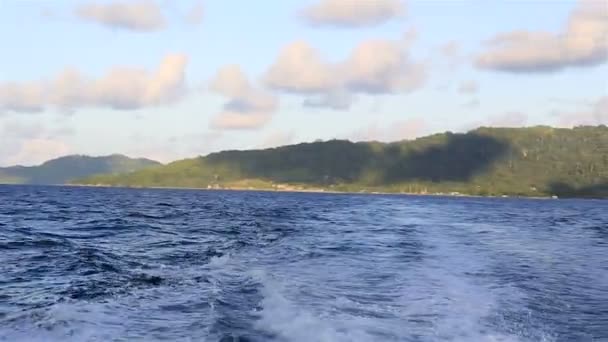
[
  {"x1": 0, "y1": 154, "x2": 161, "y2": 185},
  {"x1": 75, "y1": 126, "x2": 608, "y2": 198}
]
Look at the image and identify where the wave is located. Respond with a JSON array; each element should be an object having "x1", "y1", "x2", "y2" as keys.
[
  {"x1": 252, "y1": 270, "x2": 378, "y2": 342},
  {"x1": 1, "y1": 187, "x2": 605, "y2": 341},
  {"x1": 247, "y1": 220, "x2": 557, "y2": 342}
]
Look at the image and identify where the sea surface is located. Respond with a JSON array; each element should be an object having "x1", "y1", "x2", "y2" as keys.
[{"x1": 0, "y1": 185, "x2": 606, "y2": 342}]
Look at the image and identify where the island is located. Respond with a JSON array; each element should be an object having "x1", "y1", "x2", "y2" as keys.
[{"x1": 70, "y1": 126, "x2": 608, "y2": 199}]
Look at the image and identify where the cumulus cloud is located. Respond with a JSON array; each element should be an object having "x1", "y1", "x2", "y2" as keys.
[
  {"x1": 210, "y1": 65, "x2": 277, "y2": 130},
  {"x1": 343, "y1": 38, "x2": 425, "y2": 94},
  {"x1": 302, "y1": 0, "x2": 404, "y2": 27},
  {"x1": 350, "y1": 118, "x2": 428, "y2": 142},
  {"x1": 557, "y1": 96, "x2": 608, "y2": 126},
  {"x1": 458, "y1": 80, "x2": 479, "y2": 94},
  {"x1": 0, "y1": 54, "x2": 188, "y2": 113},
  {"x1": 476, "y1": 0, "x2": 608, "y2": 72},
  {"x1": 265, "y1": 41, "x2": 338, "y2": 94},
  {"x1": 265, "y1": 34, "x2": 426, "y2": 110},
  {"x1": 76, "y1": 0, "x2": 165, "y2": 31}
]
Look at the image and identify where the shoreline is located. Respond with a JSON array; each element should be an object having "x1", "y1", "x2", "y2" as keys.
[{"x1": 65, "y1": 183, "x2": 565, "y2": 200}]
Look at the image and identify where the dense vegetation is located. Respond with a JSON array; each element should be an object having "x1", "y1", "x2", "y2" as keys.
[
  {"x1": 74, "y1": 126, "x2": 608, "y2": 198},
  {"x1": 0, "y1": 155, "x2": 161, "y2": 185}
]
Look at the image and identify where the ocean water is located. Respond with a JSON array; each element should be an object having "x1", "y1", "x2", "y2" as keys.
[{"x1": 0, "y1": 186, "x2": 606, "y2": 342}]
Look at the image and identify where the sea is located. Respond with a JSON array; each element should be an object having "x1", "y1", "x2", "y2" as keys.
[{"x1": 0, "y1": 185, "x2": 606, "y2": 342}]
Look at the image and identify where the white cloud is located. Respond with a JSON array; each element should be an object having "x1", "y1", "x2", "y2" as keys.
[
  {"x1": 265, "y1": 34, "x2": 426, "y2": 110},
  {"x1": 458, "y1": 80, "x2": 479, "y2": 94},
  {"x1": 557, "y1": 96, "x2": 608, "y2": 126},
  {"x1": 476, "y1": 0, "x2": 608, "y2": 72},
  {"x1": 76, "y1": 0, "x2": 165, "y2": 32},
  {"x1": 265, "y1": 41, "x2": 338, "y2": 94},
  {"x1": 210, "y1": 65, "x2": 277, "y2": 130},
  {"x1": 0, "y1": 54, "x2": 188, "y2": 113},
  {"x1": 343, "y1": 38, "x2": 426, "y2": 94},
  {"x1": 302, "y1": 0, "x2": 404, "y2": 27}
]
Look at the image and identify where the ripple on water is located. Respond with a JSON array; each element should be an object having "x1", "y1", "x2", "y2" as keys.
[{"x1": 0, "y1": 186, "x2": 606, "y2": 341}]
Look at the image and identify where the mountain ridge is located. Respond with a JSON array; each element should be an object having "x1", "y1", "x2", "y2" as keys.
[
  {"x1": 0, "y1": 154, "x2": 162, "y2": 185},
  {"x1": 73, "y1": 125, "x2": 608, "y2": 198}
]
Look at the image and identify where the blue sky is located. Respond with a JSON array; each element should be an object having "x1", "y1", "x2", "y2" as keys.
[{"x1": 0, "y1": 0, "x2": 606, "y2": 166}]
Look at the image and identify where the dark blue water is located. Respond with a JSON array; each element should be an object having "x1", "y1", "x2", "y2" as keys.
[{"x1": 0, "y1": 185, "x2": 606, "y2": 341}]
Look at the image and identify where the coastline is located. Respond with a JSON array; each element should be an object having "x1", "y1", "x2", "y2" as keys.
[{"x1": 66, "y1": 183, "x2": 564, "y2": 200}]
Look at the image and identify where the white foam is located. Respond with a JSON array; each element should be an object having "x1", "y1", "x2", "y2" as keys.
[
  {"x1": 208, "y1": 254, "x2": 231, "y2": 268},
  {"x1": 247, "y1": 218, "x2": 556, "y2": 342},
  {"x1": 390, "y1": 223, "x2": 554, "y2": 342},
  {"x1": 0, "y1": 302, "x2": 124, "y2": 342},
  {"x1": 252, "y1": 270, "x2": 376, "y2": 342}
]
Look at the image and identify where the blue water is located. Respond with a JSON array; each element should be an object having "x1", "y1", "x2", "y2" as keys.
[{"x1": 0, "y1": 185, "x2": 606, "y2": 342}]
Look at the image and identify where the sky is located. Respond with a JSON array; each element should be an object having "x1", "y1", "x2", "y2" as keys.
[{"x1": 0, "y1": 0, "x2": 607, "y2": 166}]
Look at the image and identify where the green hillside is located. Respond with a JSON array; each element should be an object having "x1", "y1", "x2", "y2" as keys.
[
  {"x1": 75, "y1": 126, "x2": 608, "y2": 198},
  {"x1": 0, "y1": 154, "x2": 161, "y2": 185}
]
